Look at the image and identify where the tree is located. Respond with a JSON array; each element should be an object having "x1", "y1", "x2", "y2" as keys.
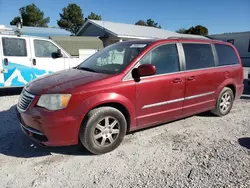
[
  {"x1": 10, "y1": 17, "x2": 21, "y2": 26},
  {"x1": 176, "y1": 28, "x2": 187, "y2": 34},
  {"x1": 186, "y1": 25, "x2": 208, "y2": 36},
  {"x1": 135, "y1": 19, "x2": 161, "y2": 28},
  {"x1": 177, "y1": 25, "x2": 208, "y2": 36},
  {"x1": 135, "y1": 20, "x2": 147, "y2": 26},
  {"x1": 146, "y1": 19, "x2": 161, "y2": 28},
  {"x1": 87, "y1": 12, "x2": 102, "y2": 21},
  {"x1": 57, "y1": 3, "x2": 85, "y2": 35},
  {"x1": 10, "y1": 4, "x2": 50, "y2": 27}
]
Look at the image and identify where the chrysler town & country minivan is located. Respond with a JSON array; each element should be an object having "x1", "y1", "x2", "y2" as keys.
[{"x1": 17, "y1": 38, "x2": 244, "y2": 154}]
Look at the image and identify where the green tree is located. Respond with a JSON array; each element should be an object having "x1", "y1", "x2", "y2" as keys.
[
  {"x1": 176, "y1": 28, "x2": 187, "y2": 34},
  {"x1": 10, "y1": 3, "x2": 50, "y2": 27},
  {"x1": 135, "y1": 20, "x2": 147, "y2": 26},
  {"x1": 135, "y1": 19, "x2": 161, "y2": 28},
  {"x1": 146, "y1": 19, "x2": 161, "y2": 28},
  {"x1": 185, "y1": 25, "x2": 208, "y2": 36},
  {"x1": 57, "y1": 3, "x2": 85, "y2": 35},
  {"x1": 176, "y1": 25, "x2": 208, "y2": 36},
  {"x1": 87, "y1": 12, "x2": 102, "y2": 21}
]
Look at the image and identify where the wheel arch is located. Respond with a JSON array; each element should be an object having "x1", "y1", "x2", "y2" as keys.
[
  {"x1": 75, "y1": 93, "x2": 136, "y2": 134},
  {"x1": 215, "y1": 79, "x2": 237, "y2": 100},
  {"x1": 94, "y1": 102, "x2": 131, "y2": 132}
]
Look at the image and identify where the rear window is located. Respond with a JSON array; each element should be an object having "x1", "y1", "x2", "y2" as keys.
[
  {"x1": 183, "y1": 43, "x2": 215, "y2": 70},
  {"x1": 215, "y1": 44, "x2": 239, "y2": 66}
]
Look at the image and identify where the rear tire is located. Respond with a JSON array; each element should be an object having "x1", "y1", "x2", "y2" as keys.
[
  {"x1": 211, "y1": 87, "x2": 234, "y2": 116},
  {"x1": 79, "y1": 107, "x2": 127, "y2": 155}
]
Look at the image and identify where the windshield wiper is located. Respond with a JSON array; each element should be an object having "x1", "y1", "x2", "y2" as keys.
[{"x1": 78, "y1": 67, "x2": 97, "y2": 73}]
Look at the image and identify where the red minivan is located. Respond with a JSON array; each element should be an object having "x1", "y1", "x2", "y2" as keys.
[{"x1": 17, "y1": 38, "x2": 244, "y2": 154}]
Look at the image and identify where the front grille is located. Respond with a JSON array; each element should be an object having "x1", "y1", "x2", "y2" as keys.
[{"x1": 18, "y1": 90, "x2": 35, "y2": 111}]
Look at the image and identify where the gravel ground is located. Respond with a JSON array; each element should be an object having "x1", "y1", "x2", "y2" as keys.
[{"x1": 0, "y1": 71, "x2": 250, "y2": 188}]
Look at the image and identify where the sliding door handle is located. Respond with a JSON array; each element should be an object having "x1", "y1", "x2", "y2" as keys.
[
  {"x1": 187, "y1": 76, "x2": 195, "y2": 81},
  {"x1": 172, "y1": 78, "x2": 182, "y2": 83}
]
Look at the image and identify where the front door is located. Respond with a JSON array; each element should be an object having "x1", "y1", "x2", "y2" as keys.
[
  {"x1": 135, "y1": 43, "x2": 186, "y2": 127},
  {"x1": 30, "y1": 39, "x2": 67, "y2": 79},
  {"x1": 0, "y1": 36, "x2": 32, "y2": 87},
  {"x1": 181, "y1": 43, "x2": 217, "y2": 116}
]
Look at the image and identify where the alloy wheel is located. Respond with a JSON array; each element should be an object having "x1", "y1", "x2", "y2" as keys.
[
  {"x1": 93, "y1": 116, "x2": 120, "y2": 147},
  {"x1": 220, "y1": 92, "x2": 232, "y2": 113}
]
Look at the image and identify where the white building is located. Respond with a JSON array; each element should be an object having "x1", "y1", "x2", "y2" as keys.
[{"x1": 77, "y1": 19, "x2": 208, "y2": 47}]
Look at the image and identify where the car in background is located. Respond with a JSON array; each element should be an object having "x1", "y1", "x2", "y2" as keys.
[{"x1": 16, "y1": 38, "x2": 244, "y2": 154}]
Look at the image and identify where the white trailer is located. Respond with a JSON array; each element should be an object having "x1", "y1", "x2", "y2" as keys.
[{"x1": 209, "y1": 32, "x2": 250, "y2": 67}]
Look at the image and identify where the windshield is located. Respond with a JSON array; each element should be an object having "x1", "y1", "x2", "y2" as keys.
[{"x1": 78, "y1": 42, "x2": 151, "y2": 74}]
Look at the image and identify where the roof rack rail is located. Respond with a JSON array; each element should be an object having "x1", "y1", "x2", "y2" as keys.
[
  {"x1": 167, "y1": 36, "x2": 211, "y2": 40},
  {"x1": 0, "y1": 25, "x2": 15, "y2": 35}
]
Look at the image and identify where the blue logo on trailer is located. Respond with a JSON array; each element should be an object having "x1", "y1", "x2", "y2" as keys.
[{"x1": 1, "y1": 61, "x2": 53, "y2": 87}]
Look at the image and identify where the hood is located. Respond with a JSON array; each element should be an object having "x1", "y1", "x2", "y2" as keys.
[{"x1": 25, "y1": 68, "x2": 110, "y2": 95}]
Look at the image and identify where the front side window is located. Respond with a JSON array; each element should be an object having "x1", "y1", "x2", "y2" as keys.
[
  {"x1": 78, "y1": 42, "x2": 151, "y2": 74},
  {"x1": 2, "y1": 37, "x2": 27, "y2": 57},
  {"x1": 183, "y1": 43, "x2": 215, "y2": 70},
  {"x1": 139, "y1": 44, "x2": 180, "y2": 75},
  {"x1": 34, "y1": 40, "x2": 59, "y2": 57},
  {"x1": 215, "y1": 44, "x2": 239, "y2": 66}
]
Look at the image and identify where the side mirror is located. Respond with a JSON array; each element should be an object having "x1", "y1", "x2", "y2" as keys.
[
  {"x1": 132, "y1": 64, "x2": 156, "y2": 79},
  {"x1": 56, "y1": 49, "x2": 63, "y2": 58},
  {"x1": 52, "y1": 49, "x2": 63, "y2": 58}
]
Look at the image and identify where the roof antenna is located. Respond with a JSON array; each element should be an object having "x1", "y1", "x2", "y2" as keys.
[{"x1": 15, "y1": 10, "x2": 23, "y2": 37}]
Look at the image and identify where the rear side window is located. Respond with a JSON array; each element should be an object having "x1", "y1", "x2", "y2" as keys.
[
  {"x1": 2, "y1": 37, "x2": 27, "y2": 57},
  {"x1": 215, "y1": 44, "x2": 239, "y2": 66},
  {"x1": 183, "y1": 43, "x2": 215, "y2": 70},
  {"x1": 139, "y1": 44, "x2": 180, "y2": 75}
]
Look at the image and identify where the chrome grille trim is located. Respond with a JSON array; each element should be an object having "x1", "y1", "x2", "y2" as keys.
[{"x1": 17, "y1": 90, "x2": 35, "y2": 112}]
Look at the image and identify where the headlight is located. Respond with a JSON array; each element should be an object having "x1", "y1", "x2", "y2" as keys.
[{"x1": 37, "y1": 94, "x2": 71, "y2": 111}]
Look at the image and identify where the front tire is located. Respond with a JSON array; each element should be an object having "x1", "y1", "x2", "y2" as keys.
[
  {"x1": 211, "y1": 87, "x2": 234, "y2": 116},
  {"x1": 79, "y1": 107, "x2": 127, "y2": 155}
]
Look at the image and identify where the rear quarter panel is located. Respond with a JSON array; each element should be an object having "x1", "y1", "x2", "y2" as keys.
[{"x1": 213, "y1": 41, "x2": 244, "y2": 100}]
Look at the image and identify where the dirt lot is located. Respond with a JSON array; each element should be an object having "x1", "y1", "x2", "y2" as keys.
[{"x1": 0, "y1": 69, "x2": 250, "y2": 188}]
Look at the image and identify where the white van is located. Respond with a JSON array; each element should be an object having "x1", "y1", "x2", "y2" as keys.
[{"x1": 0, "y1": 33, "x2": 84, "y2": 88}]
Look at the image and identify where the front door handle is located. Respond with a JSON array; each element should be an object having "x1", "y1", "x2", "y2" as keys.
[
  {"x1": 172, "y1": 78, "x2": 182, "y2": 83},
  {"x1": 4, "y1": 58, "x2": 8, "y2": 66},
  {"x1": 32, "y1": 59, "x2": 36, "y2": 66},
  {"x1": 187, "y1": 76, "x2": 195, "y2": 81}
]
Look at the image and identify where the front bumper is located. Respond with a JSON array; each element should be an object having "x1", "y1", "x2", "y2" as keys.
[{"x1": 17, "y1": 107, "x2": 81, "y2": 147}]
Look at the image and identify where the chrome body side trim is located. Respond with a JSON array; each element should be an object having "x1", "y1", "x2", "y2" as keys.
[
  {"x1": 142, "y1": 91, "x2": 215, "y2": 109},
  {"x1": 185, "y1": 91, "x2": 215, "y2": 100},
  {"x1": 142, "y1": 98, "x2": 184, "y2": 109}
]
